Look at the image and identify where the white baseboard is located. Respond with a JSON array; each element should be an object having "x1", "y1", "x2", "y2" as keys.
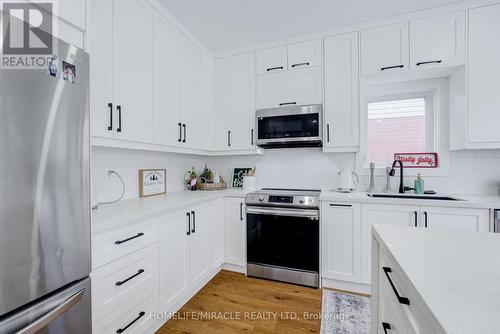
[
  {"x1": 321, "y1": 277, "x2": 371, "y2": 295},
  {"x1": 221, "y1": 262, "x2": 246, "y2": 274}
]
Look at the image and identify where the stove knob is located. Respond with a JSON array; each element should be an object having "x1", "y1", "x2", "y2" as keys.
[
  {"x1": 258, "y1": 196, "x2": 265, "y2": 202},
  {"x1": 299, "y1": 199, "x2": 305, "y2": 204}
]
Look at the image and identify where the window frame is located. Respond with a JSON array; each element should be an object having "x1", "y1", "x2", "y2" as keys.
[{"x1": 356, "y1": 79, "x2": 450, "y2": 177}]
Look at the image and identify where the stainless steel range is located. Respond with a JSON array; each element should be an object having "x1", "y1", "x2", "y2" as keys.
[{"x1": 245, "y1": 189, "x2": 320, "y2": 288}]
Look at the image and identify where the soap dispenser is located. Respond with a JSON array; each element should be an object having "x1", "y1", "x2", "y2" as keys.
[{"x1": 414, "y1": 174, "x2": 424, "y2": 194}]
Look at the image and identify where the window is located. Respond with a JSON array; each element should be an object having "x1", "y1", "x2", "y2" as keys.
[
  {"x1": 367, "y1": 97, "x2": 428, "y2": 163},
  {"x1": 358, "y1": 79, "x2": 448, "y2": 176}
]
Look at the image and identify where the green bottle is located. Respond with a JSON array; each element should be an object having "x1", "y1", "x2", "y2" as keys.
[{"x1": 414, "y1": 174, "x2": 424, "y2": 194}]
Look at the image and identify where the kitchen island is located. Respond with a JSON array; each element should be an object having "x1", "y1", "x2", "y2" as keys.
[{"x1": 372, "y1": 224, "x2": 500, "y2": 334}]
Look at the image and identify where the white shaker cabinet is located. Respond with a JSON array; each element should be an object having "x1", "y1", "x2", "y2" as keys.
[
  {"x1": 256, "y1": 66, "x2": 322, "y2": 109},
  {"x1": 467, "y1": 4, "x2": 500, "y2": 147},
  {"x1": 360, "y1": 23, "x2": 409, "y2": 76},
  {"x1": 152, "y1": 12, "x2": 182, "y2": 147},
  {"x1": 112, "y1": 0, "x2": 153, "y2": 143},
  {"x1": 255, "y1": 46, "x2": 287, "y2": 74},
  {"x1": 89, "y1": 0, "x2": 153, "y2": 143},
  {"x1": 321, "y1": 202, "x2": 362, "y2": 282},
  {"x1": 214, "y1": 53, "x2": 256, "y2": 151},
  {"x1": 158, "y1": 210, "x2": 190, "y2": 313},
  {"x1": 224, "y1": 198, "x2": 246, "y2": 268},
  {"x1": 421, "y1": 206, "x2": 490, "y2": 232},
  {"x1": 323, "y1": 32, "x2": 359, "y2": 152},
  {"x1": 188, "y1": 202, "x2": 212, "y2": 288},
  {"x1": 361, "y1": 204, "x2": 418, "y2": 284},
  {"x1": 409, "y1": 12, "x2": 465, "y2": 70},
  {"x1": 211, "y1": 199, "x2": 225, "y2": 268},
  {"x1": 287, "y1": 39, "x2": 322, "y2": 70}
]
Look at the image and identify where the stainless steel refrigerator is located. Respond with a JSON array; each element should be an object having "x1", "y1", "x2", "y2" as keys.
[{"x1": 0, "y1": 38, "x2": 91, "y2": 333}]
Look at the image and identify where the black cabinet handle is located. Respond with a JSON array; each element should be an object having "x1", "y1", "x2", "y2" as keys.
[
  {"x1": 182, "y1": 124, "x2": 186, "y2": 143},
  {"x1": 115, "y1": 269, "x2": 145, "y2": 286},
  {"x1": 228, "y1": 131, "x2": 231, "y2": 147},
  {"x1": 380, "y1": 65, "x2": 404, "y2": 71},
  {"x1": 424, "y1": 211, "x2": 428, "y2": 228},
  {"x1": 416, "y1": 60, "x2": 442, "y2": 66},
  {"x1": 186, "y1": 212, "x2": 191, "y2": 236},
  {"x1": 107, "y1": 103, "x2": 113, "y2": 131},
  {"x1": 115, "y1": 233, "x2": 144, "y2": 245},
  {"x1": 116, "y1": 311, "x2": 145, "y2": 333},
  {"x1": 330, "y1": 203, "x2": 352, "y2": 207},
  {"x1": 279, "y1": 102, "x2": 297, "y2": 106},
  {"x1": 178, "y1": 123, "x2": 182, "y2": 142},
  {"x1": 240, "y1": 203, "x2": 243, "y2": 221},
  {"x1": 251, "y1": 129, "x2": 254, "y2": 146},
  {"x1": 414, "y1": 211, "x2": 418, "y2": 227},
  {"x1": 291, "y1": 62, "x2": 310, "y2": 68},
  {"x1": 327, "y1": 124, "x2": 330, "y2": 143},
  {"x1": 266, "y1": 66, "x2": 283, "y2": 72},
  {"x1": 191, "y1": 211, "x2": 196, "y2": 233},
  {"x1": 382, "y1": 322, "x2": 391, "y2": 334},
  {"x1": 116, "y1": 105, "x2": 122, "y2": 132},
  {"x1": 383, "y1": 267, "x2": 410, "y2": 305}
]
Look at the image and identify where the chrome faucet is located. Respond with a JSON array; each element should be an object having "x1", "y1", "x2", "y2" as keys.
[{"x1": 389, "y1": 160, "x2": 405, "y2": 194}]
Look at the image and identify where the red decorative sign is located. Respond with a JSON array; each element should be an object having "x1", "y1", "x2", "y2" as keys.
[{"x1": 394, "y1": 153, "x2": 438, "y2": 168}]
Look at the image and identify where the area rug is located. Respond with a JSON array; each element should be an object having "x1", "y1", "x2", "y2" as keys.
[{"x1": 320, "y1": 289, "x2": 371, "y2": 334}]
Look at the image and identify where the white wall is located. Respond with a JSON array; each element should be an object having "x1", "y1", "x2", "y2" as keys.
[
  {"x1": 207, "y1": 149, "x2": 500, "y2": 195},
  {"x1": 92, "y1": 147, "x2": 207, "y2": 203},
  {"x1": 92, "y1": 146, "x2": 500, "y2": 203}
]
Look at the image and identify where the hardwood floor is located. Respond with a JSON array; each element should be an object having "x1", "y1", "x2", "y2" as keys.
[{"x1": 156, "y1": 270, "x2": 323, "y2": 334}]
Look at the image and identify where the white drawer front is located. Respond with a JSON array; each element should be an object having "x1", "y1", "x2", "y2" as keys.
[
  {"x1": 94, "y1": 285, "x2": 158, "y2": 334},
  {"x1": 93, "y1": 218, "x2": 158, "y2": 269},
  {"x1": 92, "y1": 243, "x2": 159, "y2": 321},
  {"x1": 379, "y1": 251, "x2": 443, "y2": 334}
]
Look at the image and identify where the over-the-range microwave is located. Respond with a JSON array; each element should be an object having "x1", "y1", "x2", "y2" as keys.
[{"x1": 256, "y1": 104, "x2": 323, "y2": 148}]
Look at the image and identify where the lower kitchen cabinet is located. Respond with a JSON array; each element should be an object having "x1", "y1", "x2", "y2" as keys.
[
  {"x1": 361, "y1": 204, "x2": 418, "y2": 284},
  {"x1": 158, "y1": 210, "x2": 190, "y2": 313},
  {"x1": 421, "y1": 206, "x2": 489, "y2": 232},
  {"x1": 158, "y1": 202, "x2": 214, "y2": 313},
  {"x1": 224, "y1": 197, "x2": 246, "y2": 269},
  {"x1": 211, "y1": 198, "x2": 225, "y2": 267},
  {"x1": 188, "y1": 202, "x2": 212, "y2": 287},
  {"x1": 321, "y1": 202, "x2": 361, "y2": 282}
]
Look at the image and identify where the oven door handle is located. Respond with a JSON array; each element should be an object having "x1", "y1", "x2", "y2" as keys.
[{"x1": 246, "y1": 206, "x2": 319, "y2": 219}]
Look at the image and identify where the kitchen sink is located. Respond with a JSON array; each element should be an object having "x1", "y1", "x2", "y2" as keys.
[{"x1": 367, "y1": 193, "x2": 463, "y2": 201}]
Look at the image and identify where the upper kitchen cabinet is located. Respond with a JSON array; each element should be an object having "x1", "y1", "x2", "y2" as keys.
[
  {"x1": 255, "y1": 39, "x2": 322, "y2": 74},
  {"x1": 89, "y1": 0, "x2": 153, "y2": 143},
  {"x1": 214, "y1": 52, "x2": 256, "y2": 151},
  {"x1": 256, "y1": 66, "x2": 323, "y2": 109},
  {"x1": 466, "y1": 4, "x2": 500, "y2": 148},
  {"x1": 360, "y1": 23, "x2": 409, "y2": 76},
  {"x1": 409, "y1": 12, "x2": 465, "y2": 70},
  {"x1": 256, "y1": 46, "x2": 287, "y2": 74},
  {"x1": 323, "y1": 32, "x2": 359, "y2": 152},
  {"x1": 112, "y1": 0, "x2": 153, "y2": 143},
  {"x1": 152, "y1": 11, "x2": 181, "y2": 147},
  {"x1": 180, "y1": 37, "x2": 210, "y2": 150},
  {"x1": 287, "y1": 39, "x2": 322, "y2": 70}
]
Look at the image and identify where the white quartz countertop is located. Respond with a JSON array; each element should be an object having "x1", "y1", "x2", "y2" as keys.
[
  {"x1": 92, "y1": 189, "x2": 247, "y2": 233},
  {"x1": 373, "y1": 225, "x2": 500, "y2": 334},
  {"x1": 320, "y1": 190, "x2": 500, "y2": 209}
]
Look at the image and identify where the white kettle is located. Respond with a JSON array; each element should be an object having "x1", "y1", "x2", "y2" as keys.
[{"x1": 338, "y1": 168, "x2": 359, "y2": 193}]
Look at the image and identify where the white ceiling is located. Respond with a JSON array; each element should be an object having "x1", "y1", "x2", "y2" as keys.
[{"x1": 157, "y1": 0, "x2": 464, "y2": 52}]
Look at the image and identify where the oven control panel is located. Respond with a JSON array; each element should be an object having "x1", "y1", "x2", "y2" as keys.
[{"x1": 246, "y1": 192, "x2": 319, "y2": 208}]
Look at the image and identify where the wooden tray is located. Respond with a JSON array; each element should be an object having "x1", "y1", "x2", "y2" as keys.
[{"x1": 197, "y1": 182, "x2": 227, "y2": 191}]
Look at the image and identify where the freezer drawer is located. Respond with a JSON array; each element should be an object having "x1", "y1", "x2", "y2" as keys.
[{"x1": 0, "y1": 277, "x2": 91, "y2": 334}]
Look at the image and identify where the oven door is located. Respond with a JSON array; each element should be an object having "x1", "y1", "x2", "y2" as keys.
[
  {"x1": 246, "y1": 206, "x2": 319, "y2": 273},
  {"x1": 256, "y1": 104, "x2": 322, "y2": 147}
]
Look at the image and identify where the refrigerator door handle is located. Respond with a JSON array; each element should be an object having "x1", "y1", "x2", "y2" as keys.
[{"x1": 15, "y1": 289, "x2": 85, "y2": 334}]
